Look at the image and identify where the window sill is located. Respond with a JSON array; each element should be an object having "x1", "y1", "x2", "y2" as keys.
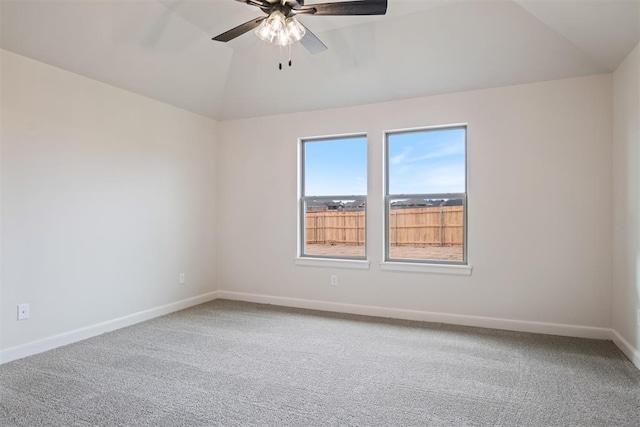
[
  {"x1": 380, "y1": 262, "x2": 472, "y2": 275},
  {"x1": 295, "y1": 257, "x2": 370, "y2": 270}
]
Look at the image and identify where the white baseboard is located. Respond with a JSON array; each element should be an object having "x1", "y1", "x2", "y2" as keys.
[
  {"x1": 611, "y1": 329, "x2": 640, "y2": 370},
  {"x1": 4, "y1": 289, "x2": 637, "y2": 373},
  {"x1": 0, "y1": 291, "x2": 219, "y2": 365},
  {"x1": 217, "y1": 291, "x2": 612, "y2": 340}
]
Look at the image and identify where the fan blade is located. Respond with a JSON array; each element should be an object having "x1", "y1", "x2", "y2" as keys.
[
  {"x1": 298, "y1": 0, "x2": 387, "y2": 16},
  {"x1": 299, "y1": 25, "x2": 327, "y2": 54},
  {"x1": 236, "y1": 0, "x2": 270, "y2": 6},
  {"x1": 212, "y1": 17, "x2": 266, "y2": 42}
]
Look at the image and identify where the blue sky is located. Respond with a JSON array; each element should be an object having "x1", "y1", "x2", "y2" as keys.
[
  {"x1": 304, "y1": 128, "x2": 465, "y2": 196},
  {"x1": 304, "y1": 136, "x2": 367, "y2": 196},
  {"x1": 388, "y1": 128, "x2": 466, "y2": 195}
]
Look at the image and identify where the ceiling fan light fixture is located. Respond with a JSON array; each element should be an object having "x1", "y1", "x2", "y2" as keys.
[{"x1": 255, "y1": 11, "x2": 306, "y2": 46}]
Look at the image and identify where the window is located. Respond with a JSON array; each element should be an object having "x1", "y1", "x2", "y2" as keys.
[
  {"x1": 385, "y1": 126, "x2": 467, "y2": 264},
  {"x1": 299, "y1": 135, "x2": 367, "y2": 260}
]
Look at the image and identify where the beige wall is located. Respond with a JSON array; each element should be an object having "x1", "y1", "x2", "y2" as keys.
[
  {"x1": 1, "y1": 48, "x2": 628, "y2": 363},
  {"x1": 613, "y1": 43, "x2": 640, "y2": 363},
  {"x1": 217, "y1": 74, "x2": 613, "y2": 331},
  {"x1": 0, "y1": 50, "x2": 218, "y2": 353}
]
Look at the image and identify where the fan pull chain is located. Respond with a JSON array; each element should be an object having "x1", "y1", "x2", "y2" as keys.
[{"x1": 277, "y1": 44, "x2": 293, "y2": 70}]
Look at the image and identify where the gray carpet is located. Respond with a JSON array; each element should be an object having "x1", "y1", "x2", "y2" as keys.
[{"x1": 1, "y1": 300, "x2": 639, "y2": 426}]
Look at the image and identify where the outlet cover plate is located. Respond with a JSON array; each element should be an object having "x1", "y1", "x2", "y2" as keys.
[{"x1": 17, "y1": 303, "x2": 29, "y2": 321}]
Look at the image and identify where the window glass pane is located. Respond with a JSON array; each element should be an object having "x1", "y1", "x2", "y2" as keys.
[
  {"x1": 301, "y1": 135, "x2": 367, "y2": 260},
  {"x1": 304, "y1": 136, "x2": 367, "y2": 197},
  {"x1": 388, "y1": 196, "x2": 464, "y2": 262},
  {"x1": 304, "y1": 198, "x2": 366, "y2": 258},
  {"x1": 388, "y1": 128, "x2": 465, "y2": 195}
]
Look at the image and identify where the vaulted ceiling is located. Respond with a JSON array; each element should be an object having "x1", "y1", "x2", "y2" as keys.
[{"x1": 1, "y1": 0, "x2": 638, "y2": 120}]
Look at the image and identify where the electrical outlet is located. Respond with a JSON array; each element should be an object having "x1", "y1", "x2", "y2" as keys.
[
  {"x1": 17, "y1": 303, "x2": 29, "y2": 321},
  {"x1": 179, "y1": 273, "x2": 186, "y2": 284},
  {"x1": 331, "y1": 275, "x2": 338, "y2": 286}
]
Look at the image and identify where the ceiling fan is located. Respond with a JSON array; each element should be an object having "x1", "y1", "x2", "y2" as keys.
[{"x1": 212, "y1": 0, "x2": 388, "y2": 58}]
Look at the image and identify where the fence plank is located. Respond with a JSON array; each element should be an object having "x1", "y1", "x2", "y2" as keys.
[{"x1": 306, "y1": 206, "x2": 463, "y2": 246}]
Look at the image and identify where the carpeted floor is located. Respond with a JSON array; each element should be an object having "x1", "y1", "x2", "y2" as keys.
[{"x1": 1, "y1": 299, "x2": 639, "y2": 426}]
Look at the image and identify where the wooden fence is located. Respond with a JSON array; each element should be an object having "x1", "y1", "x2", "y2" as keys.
[
  {"x1": 306, "y1": 210, "x2": 366, "y2": 246},
  {"x1": 306, "y1": 206, "x2": 463, "y2": 247}
]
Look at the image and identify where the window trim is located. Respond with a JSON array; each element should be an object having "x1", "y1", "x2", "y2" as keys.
[
  {"x1": 295, "y1": 257, "x2": 371, "y2": 270},
  {"x1": 382, "y1": 125, "x2": 469, "y2": 266},
  {"x1": 380, "y1": 261, "x2": 472, "y2": 275},
  {"x1": 298, "y1": 133, "x2": 368, "y2": 261}
]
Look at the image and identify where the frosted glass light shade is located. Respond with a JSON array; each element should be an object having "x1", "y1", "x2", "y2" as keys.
[{"x1": 255, "y1": 11, "x2": 306, "y2": 46}]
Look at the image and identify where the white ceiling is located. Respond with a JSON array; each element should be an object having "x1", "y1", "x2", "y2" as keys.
[{"x1": 1, "y1": 0, "x2": 638, "y2": 120}]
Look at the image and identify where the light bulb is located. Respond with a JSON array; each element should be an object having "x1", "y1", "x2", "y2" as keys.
[{"x1": 269, "y1": 12, "x2": 285, "y2": 32}]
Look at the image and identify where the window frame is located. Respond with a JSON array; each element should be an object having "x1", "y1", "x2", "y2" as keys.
[
  {"x1": 383, "y1": 125, "x2": 469, "y2": 267},
  {"x1": 298, "y1": 133, "x2": 368, "y2": 262}
]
